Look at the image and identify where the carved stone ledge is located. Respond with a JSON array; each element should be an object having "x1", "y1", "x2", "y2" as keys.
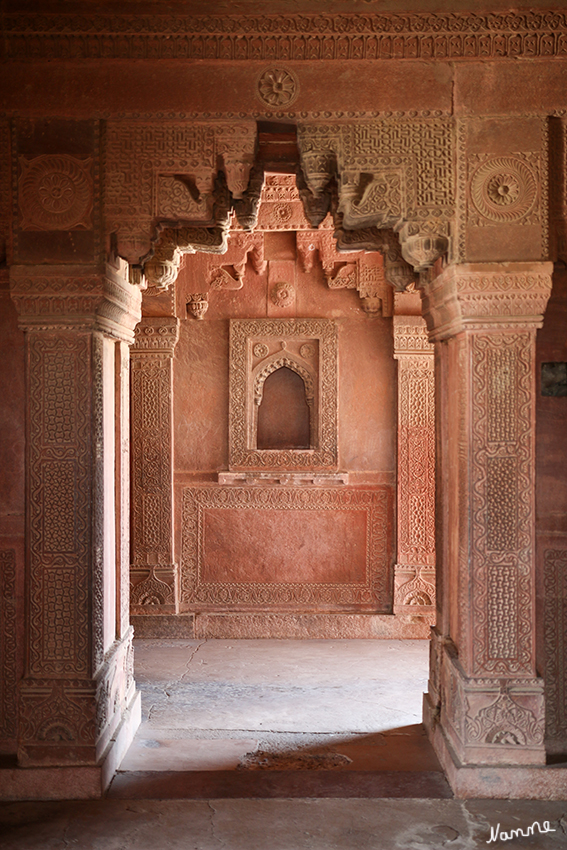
[
  {"x1": 420, "y1": 262, "x2": 554, "y2": 341},
  {"x1": 218, "y1": 472, "x2": 349, "y2": 486}
]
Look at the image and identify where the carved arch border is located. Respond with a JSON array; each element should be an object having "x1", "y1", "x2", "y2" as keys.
[
  {"x1": 252, "y1": 355, "x2": 317, "y2": 451},
  {"x1": 229, "y1": 318, "x2": 338, "y2": 471}
]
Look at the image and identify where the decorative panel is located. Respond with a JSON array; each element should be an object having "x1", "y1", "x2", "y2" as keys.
[
  {"x1": 180, "y1": 486, "x2": 393, "y2": 612},
  {"x1": 0, "y1": 549, "x2": 17, "y2": 740},
  {"x1": 229, "y1": 318, "x2": 338, "y2": 471},
  {"x1": 543, "y1": 549, "x2": 567, "y2": 743}
]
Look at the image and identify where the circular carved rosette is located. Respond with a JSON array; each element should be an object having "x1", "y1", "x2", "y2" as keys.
[
  {"x1": 469, "y1": 156, "x2": 538, "y2": 224},
  {"x1": 19, "y1": 154, "x2": 94, "y2": 230},
  {"x1": 270, "y1": 282, "x2": 295, "y2": 308},
  {"x1": 256, "y1": 67, "x2": 299, "y2": 107},
  {"x1": 300, "y1": 343, "x2": 315, "y2": 360},
  {"x1": 253, "y1": 343, "x2": 269, "y2": 359}
]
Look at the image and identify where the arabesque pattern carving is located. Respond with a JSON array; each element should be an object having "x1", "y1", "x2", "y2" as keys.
[
  {"x1": 229, "y1": 319, "x2": 338, "y2": 470},
  {"x1": 543, "y1": 549, "x2": 567, "y2": 742},
  {"x1": 0, "y1": 550, "x2": 17, "y2": 740},
  {"x1": 470, "y1": 332, "x2": 533, "y2": 676},
  {"x1": 181, "y1": 486, "x2": 392, "y2": 609},
  {"x1": 6, "y1": 12, "x2": 567, "y2": 61}
]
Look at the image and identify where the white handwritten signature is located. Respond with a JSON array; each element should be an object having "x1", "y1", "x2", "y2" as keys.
[{"x1": 487, "y1": 820, "x2": 556, "y2": 843}]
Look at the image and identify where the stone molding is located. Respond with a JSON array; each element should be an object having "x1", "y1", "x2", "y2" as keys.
[
  {"x1": 4, "y1": 11, "x2": 567, "y2": 62},
  {"x1": 132, "y1": 317, "x2": 180, "y2": 355},
  {"x1": 420, "y1": 262, "x2": 554, "y2": 341},
  {"x1": 10, "y1": 263, "x2": 142, "y2": 343},
  {"x1": 228, "y1": 318, "x2": 338, "y2": 471},
  {"x1": 180, "y1": 485, "x2": 393, "y2": 611}
]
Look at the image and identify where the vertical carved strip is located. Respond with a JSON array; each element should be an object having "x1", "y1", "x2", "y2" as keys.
[
  {"x1": 0, "y1": 549, "x2": 17, "y2": 740},
  {"x1": 393, "y1": 316, "x2": 436, "y2": 615},
  {"x1": 471, "y1": 332, "x2": 534, "y2": 677},
  {"x1": 544, "y1": 549, "x2": 567, "y2": 743},
  {"x1": 130, "y1": 318, "x2": 179, "y2": 613},
  {"x1": 28, "y1": 333, "x2": 91, "y2": 678},
  {"x1": 116, "y1": 341, "x2": 131, "y2": 638}
]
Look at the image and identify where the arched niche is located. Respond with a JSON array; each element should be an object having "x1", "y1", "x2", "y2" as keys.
[{"x1": 255, "y1": 361, "x2": 313, "y2": 450}]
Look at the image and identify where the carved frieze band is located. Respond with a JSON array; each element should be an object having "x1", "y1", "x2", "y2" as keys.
[
  {"x1": 130, "y1": 319, "x2": 179, "y2": 610},
  {"x1": 0, "y1": 549, "x2": 17, "y2": 740},
  {"x1": 543, "y1": 549, "x2": 567, "y2": 742},
  {"x1": 180, "y1": 486, "x2": 392, "y2": 609},
  {"x1": 5, "y1": 12, "x2": 567, "y2": 61}
]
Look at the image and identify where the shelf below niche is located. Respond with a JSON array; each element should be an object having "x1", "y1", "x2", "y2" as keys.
[{"x1": 218, "y1": 471, "x2": 349, "y2": 486}]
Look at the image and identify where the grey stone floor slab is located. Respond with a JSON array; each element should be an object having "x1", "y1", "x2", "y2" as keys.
[{"x1": 1, "y1": 798, "x2": 566, "y2": 850}]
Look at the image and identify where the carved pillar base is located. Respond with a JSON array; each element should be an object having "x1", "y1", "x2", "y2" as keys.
[{"x1": 421, "y1": 262, "x2": 553, "y2": 780}]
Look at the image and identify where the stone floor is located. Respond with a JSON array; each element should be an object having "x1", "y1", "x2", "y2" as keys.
[{"x1": 1, "y1": 639, "x2": 566, "y2": 849}]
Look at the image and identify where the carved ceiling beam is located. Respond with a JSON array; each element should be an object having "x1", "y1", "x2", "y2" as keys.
[{"x1": 297, "y1": 119, "x2": 454, "y2": 272}]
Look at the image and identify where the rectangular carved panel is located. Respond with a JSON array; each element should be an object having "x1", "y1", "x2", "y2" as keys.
[
  {"x1": 28, "y1": 333, "x2": 91, "y2": 678},
  {"x1": 181, "y1": 486, "x2": 393, "y2": 612},
  {"x1": 471, "y1": 332, "x2": 534, "y2": 676}
]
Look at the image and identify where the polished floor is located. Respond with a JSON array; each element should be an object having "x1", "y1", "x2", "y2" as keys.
[{"x1": 2, "y1": 640, "x2": 566, "y2": 849}]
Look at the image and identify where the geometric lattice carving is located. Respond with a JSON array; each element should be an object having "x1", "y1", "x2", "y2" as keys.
[
  {"x1": 229, "y1": 319, "x2": 338, "y2": 471},
  {"x1": 181, "y1": 486, "x2": 393, "y2": 611}
]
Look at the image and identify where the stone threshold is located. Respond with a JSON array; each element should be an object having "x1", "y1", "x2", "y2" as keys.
[
  {"x1": 131, "y1": 612, "x2": 434, "y2": 640},
  {"x1": 218, "y1": 472, "x2": 350, "y2": 485}
]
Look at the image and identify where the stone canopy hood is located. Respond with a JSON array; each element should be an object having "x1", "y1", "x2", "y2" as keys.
[{"x1": 118, "y1": 119, "x2": 449, "y2": 291}]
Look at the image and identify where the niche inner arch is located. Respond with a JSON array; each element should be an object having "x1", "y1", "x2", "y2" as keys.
[{"x1": 228, "y1": 318, "x2": 338, "y2": 470}]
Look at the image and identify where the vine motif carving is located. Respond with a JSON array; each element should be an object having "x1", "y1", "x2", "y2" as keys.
[
  {"x1": 6, "y1": 13, "x2": 567, "y2": 61},
  {"x1": 19, "y1": 680, "x2": 97, "y2": 754},
  {"x1": 18, "y1": 154, "x2": 93, "y2": 231},
  {"x1": 0, "y1": 550, "x2": 17, "y2": 740},
  {"x1": 229, "y1": 319, "x2": 338, "y2": 470},
  {"x1": 543, "y1": 549, "x2": 567, "y2": 741},
  {"x1": 181, "y1": 486, "x2": 392, "y2": 609},
  {"x1": 131, "y1": 567, "x2": 175, "y2": 606},
  {"x1": 470, "y1": 332, "x2": 533, "y2": 676},
  {"x1": 466, "y1": 688, "x2": 544, "y2": 747}
]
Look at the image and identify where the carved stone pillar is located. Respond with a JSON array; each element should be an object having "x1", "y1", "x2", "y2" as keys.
[
  {"x1": 421, "y1": 262, "x2": 553, "y2": 784},
  {"x1": 10, "y1": 262, "x2": 141, "y2": 783},
  {"x1": 393, "y1": 316, "x2": 435, "y2": 621},
  {"x1": 130, "y1": 318, "x2": 179, "y2": 615}
]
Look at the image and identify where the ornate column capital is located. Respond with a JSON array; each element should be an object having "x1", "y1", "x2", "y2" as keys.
[
  {"x1": 393, "y1": 315, "x2": 434, "y2": 358},
  {"x1": 420, "y1": 262, "x2": 553, "y2": 342},
  {"x1": 9, "y1": 262, "x2": 141, "y2": 343},
  {"x1": 131, "y1": 317, "x2": 180, "y2": 356}
]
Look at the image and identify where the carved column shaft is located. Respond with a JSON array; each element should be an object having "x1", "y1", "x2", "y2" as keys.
[
  {"x1": 130, "y1": 317, "x2": 179, "y2": 615},
  {"x1": 393, "y1": 316, "x2": 435, "y2": 618},
  {"x1": 10, "y1": 263, "x2": 141, "y2": 767},
  {"x1": 422, "y1": 262, "x2": 553, "y2": 768}
]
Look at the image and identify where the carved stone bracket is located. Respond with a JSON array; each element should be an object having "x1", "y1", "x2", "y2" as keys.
[
  {"x1": 105, "y1": 120, "x2": 257, "y2": 264},
  {"x1": 297, "y1": 119, "x2": 454, "y2": 270},
  {"x1": 130, "y1": 318, "x2": 180, "y2": 615}
]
